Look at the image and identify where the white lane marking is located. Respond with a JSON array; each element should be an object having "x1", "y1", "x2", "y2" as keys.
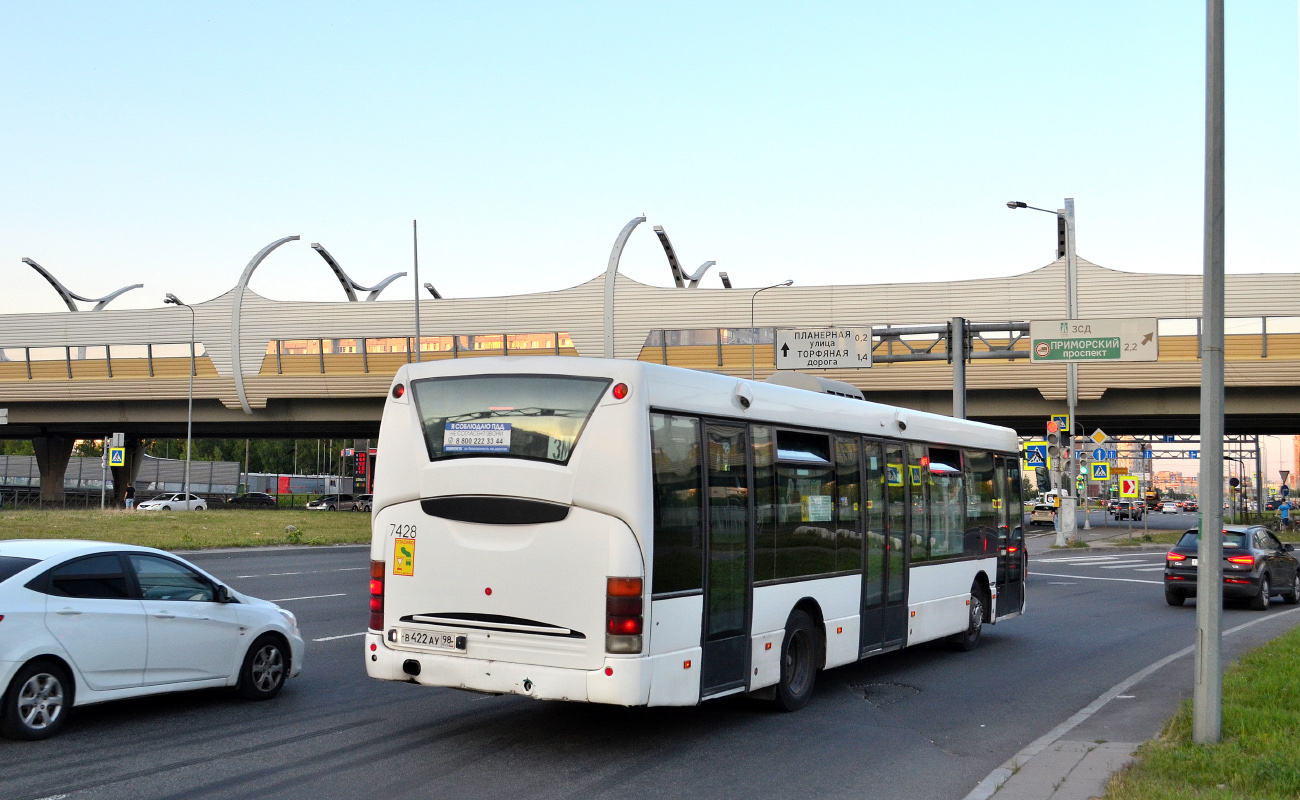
[
  {"x1": 963, "y1": 605, "x2": 1300, "y2": 800},
  {"x1": 1032, "y1": 572, "x2": 1163, "y2": 585},
  {"x1": 1036, "y1": 556, "x2": 1129, "y2": 563},
  {"x1": 312, "y1": 631, "x2": 366, "y2": 642},
  {"x1": 1048, "y1": 581, "x2": 1078, "y2": 585},
  {"x1": 271, "y1": 593, "x2": 347, "y2": 602},
  {"x1": 35, "y1": 795, "x2": 69, "y2": 800},
  {"x1": 1135, "y1": 566, "x2": 1168, "y2": 572},
  {"x1": 235, "y1": 566, "x2": 367, "y2": 579},
  {"x1": 1099, "y1": 562, "x2": 1154, "y2": 569}
]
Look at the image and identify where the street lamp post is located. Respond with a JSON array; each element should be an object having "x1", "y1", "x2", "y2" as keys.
[
  {"x1": 165, "y1": 294, "x2": 195, "y2": 509},
  {"x1": 750, "y1": 281, "x2": 793, "y2": 380},
  {"x1": 1008, "y1": 198, "x2": 1079, "y2": 541}
]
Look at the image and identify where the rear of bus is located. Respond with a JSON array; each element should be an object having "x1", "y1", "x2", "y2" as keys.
[{"x1": 364, "y1": 358, "x2": 661, "y2": 705}]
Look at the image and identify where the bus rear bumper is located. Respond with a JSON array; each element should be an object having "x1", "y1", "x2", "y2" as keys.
[{"x1": 365, "y1": 633, "x2": 672, "y2": 705}]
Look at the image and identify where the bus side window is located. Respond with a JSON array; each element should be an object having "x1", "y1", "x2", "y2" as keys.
[
  {"x1": 834, "y1": 436, "x2": 862, "y2": 572},
  {"x1": 650, "y1": 413, "x2": 704, "y2": 596},
  {"x1": 908, "y1": 443, "x2": 929, "y2": 562},
  {"x1": 864, "y1": 441, "x2": 885, "y2": 608},
  {"x1": 963, "y1": 449, "x2": 996, "y2": 557},
  {"x1": 752, "y1": 426, "x2": 776, "y2": 583}
]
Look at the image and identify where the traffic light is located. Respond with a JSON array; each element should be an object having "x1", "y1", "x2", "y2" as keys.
[{"x1": 1046, "y1": 428, "x2": 1062, "y2": 461}]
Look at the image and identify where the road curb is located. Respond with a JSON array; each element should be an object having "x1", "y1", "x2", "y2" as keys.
[
  {"x1": 961, "y1": 605, "x2": 1300, "y2": 800},
  {"x1": 173, "y1": 543, "x2": 370, "y2": 556}
]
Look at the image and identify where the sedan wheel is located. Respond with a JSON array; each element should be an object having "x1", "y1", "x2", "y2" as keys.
[
  {"x1": 1, "y1": 662, "x2": 71, "y2": 740},
  {"x1": 238, "y1": 636, "x2": 288, "y2": 700}
]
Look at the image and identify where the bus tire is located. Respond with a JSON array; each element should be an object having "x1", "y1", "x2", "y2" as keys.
[
  {"x1": 954, "y1": 589, "x2": 985, "y2": 652},
  {"x1": 773, "y1": 610, "x2": 817, "y2": 712}
]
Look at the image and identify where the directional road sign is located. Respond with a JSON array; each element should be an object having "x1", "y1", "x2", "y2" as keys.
[
  {"x1": 1029, "y1": 318, "x2": 1159, "y2": 363},
  {"x1": 774, "y1": 328, "x2": 872, "y2": 370},
  {"x1": 1092, "y1": 447, "x2": 1106, "y2": 461},
  {"x1": 108, "y1": 447, "x2": 126, "y2": 468},
  {"x1": 1283, "y1": 485, "x2": 1291, "y2": 498},
  {"x1": 1091, "y1": 463, "x2": 1110, "y2": 481},
  {"x1": 1189, "y1": 450, "x2": 1199, "y2": 459},
  {"x1": 1120, "y1": 477, "x2": 1139, "y2": 498}
]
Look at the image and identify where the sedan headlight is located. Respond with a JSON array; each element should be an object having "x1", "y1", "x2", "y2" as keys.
[{"x1": 278, "y1": 607, "x2": 299, "y2": 633}]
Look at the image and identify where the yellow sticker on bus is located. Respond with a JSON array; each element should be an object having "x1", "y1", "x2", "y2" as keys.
[{"x1": 394, "y1": 538, "x2": 416, "y2": 576}]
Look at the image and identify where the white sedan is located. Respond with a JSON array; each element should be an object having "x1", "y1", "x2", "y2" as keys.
[
  {"x1": 137, "y1": 493, "x2": 207, "y2": 511},
  {"x1": 1160, "y1": 502, "x2": 1180, "y2": 514},
  {"x1": 0, "y1": 540, "x2": 303, "y2": 740}
]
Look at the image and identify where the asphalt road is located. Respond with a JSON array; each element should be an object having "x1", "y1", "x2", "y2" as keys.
[{"x1": 5, "y1": 544, "x2": 1299, "y2": 800}]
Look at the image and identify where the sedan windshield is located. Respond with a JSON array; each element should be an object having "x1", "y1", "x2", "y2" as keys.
[{"x1": 1176, "y1": 531, "x2": 1248, "y2": 549}]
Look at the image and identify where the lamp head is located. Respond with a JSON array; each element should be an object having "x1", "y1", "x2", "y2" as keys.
[
  {"x1": 780, "y1": 279, "x2": 794, "y2": 287},
  {"x1": 164, "y1": 293, "x2": 182, "y2": 305},
  {"x1": 1007, "y1": 201, "x2": 1027, "y2": 209}
]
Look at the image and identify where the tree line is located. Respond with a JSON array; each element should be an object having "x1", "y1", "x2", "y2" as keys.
[{"x1": 0, "y1": 438, "x2": 363, "y2": 477}]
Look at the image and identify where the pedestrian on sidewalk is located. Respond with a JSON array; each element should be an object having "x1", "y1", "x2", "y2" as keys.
[
  {"x1": 124, "y1": 483, "x2": 136, "y2": 511},
  {"x1": 1280, "y1": 498, "x2": 1291, "y2": 531}
]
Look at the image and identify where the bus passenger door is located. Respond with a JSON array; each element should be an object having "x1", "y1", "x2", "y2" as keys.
[
  {"x1": 700, "y1": 423, "x2": 751, "y2": 697},
  {"x1": 995, "y1": 456, "x2": 1025, "y2": 616},
  {"x1": 882, "y1": 443, "x2": 909, "y2": 647},
  {"x1": 860, "y1": 440, "x2": 887, "y2": 654}
]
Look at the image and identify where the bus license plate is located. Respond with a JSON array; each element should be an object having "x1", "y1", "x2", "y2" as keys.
[{"x1": 399, "y1": 629, "x2": 466, "y2": 652}]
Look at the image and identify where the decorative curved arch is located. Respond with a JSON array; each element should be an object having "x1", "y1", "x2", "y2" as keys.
[
  {"x1": 650, "y1": 227, "x2": 717, "y2": 288},
  {"x1": 230, "y1": 235, "x2": 300, "y2": 414},
  {"x1": 310, "y1": 243, "x2": 408, "y2": 301},
  {"x1": 22, "y1": 258, "x2": 143, "y2": 311},
  {"x1": 603, "y1": 215, "x2": 646, "y2": 358}
]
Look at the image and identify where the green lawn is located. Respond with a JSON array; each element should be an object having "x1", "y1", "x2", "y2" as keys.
[
  {"x1": 1109, "y1": 528, "x2": 1300, "y2": 547},
  {"x1": 1104, "y1": 624, "x2": 1300, "y2": 800},
  {"x1": 0, "y1": 509, "x2": 371, "y2": 550}
]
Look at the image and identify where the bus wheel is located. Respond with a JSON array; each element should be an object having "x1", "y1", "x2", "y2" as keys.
[
  {"x1": 954, "y1": 590, "x2": 984, "y2": 652},
  {"x1": 773, "y1": 610, "x2": 817, "y2": 712}
]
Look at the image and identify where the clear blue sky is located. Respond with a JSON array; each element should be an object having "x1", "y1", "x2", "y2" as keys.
[{"x1": 0, "y1": 1, "x2": 1296, "y2": 314}]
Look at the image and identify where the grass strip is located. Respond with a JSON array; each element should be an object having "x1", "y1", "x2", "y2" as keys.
[
  {"x1": 0, "y1": 509, "x2": 370, "y2": 549},
  {"x1": 1104, "y1": 623, "x2": 1300, "y2": 800}
]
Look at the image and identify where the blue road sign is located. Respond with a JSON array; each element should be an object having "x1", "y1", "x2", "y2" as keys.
[
  {"x1": 1190, "y1": 450, "x2": 1199, "y2": 459},
  {"x1": 1162, "y1": 435, "x2": 1175, "y2": 443},
  {"x1": 1142, "y1": 450, "x2": 1154, "y2": 458},
  {"x1": 1091, "y1": 462, "x2": 1110, "y2": 481},
  {"x1": 1092, "y1": 447, "x2": 1106, "y2": 461},
  {"x1": 1283, "y1": 485, "x2": 1290, "y2": 498},
  {"x1": 1024, "y1": 444, "x2": 1048, "y2": 466},
  {"x1": 1106, "y1": 449, "x2": 1118, "y2": 460},
  {"x1": 108, "y1": 446, "x2": 125, "y2": 468}
]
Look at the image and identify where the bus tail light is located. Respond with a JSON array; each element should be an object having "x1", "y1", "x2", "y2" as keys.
[
  {"x1": 1227, "y1": 554, "x2": 1256, "y2": 566},
  {"x1": 605, "y1": 576, "x2": 643, "y2": 654},
  {"x1": 369, "y1": 560, "x2": 385, "y2": 631}
]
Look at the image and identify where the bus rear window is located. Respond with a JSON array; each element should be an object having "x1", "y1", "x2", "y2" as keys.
[{"x1": 411, "y1": 375, "x2": 611, "y2": 464}]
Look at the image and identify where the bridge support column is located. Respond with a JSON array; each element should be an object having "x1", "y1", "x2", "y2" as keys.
[
  {"x1": 110, "y1": 439, "x2": 146, "y2": 507},
  {"x1": 33, "y1": 435, "x2": 75, "y2": 505}
]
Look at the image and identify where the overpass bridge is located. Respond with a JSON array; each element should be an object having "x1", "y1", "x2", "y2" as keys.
[{"x1": 3, "y1": 243, "x2": 1298, "y2": 498}]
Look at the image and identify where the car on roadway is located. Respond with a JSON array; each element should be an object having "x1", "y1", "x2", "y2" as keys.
[
  {"x1": 1160, "y1": 502, "x2": 1180, "y2": 514},
  {"x1": 0, "y1": 539, "x2": 303, "y2": 740},
  {"x1": 1164, "y1": 526, "x2": 1300, "y2": 610},
  {"x1": 1112, "y1": 501, "x2": 1144, "y2": 521},
  {"x1": 225, "y1": 492, "x2": 278, "y2": 509},
  {"x1": 353, "y1": 494, "x2": 372, "y2": 512},
  {"x1": 306, "y1": 493, "x2": 356, "y2": 512},
  {"x1": 137, "y1": 493, "x2": 206, "y2": 511},
  {"x1": 1029, "y1": 504, "x2": 1056, "y2": 526},
  {"x1": 1180, "y1": 501, "x2": 1198, "y2": 512}
]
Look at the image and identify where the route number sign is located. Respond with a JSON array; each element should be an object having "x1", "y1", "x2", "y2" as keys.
[
  {"x1": 1029, "y1": 319, "x2": 1158, "y2": 363},
  {"x1": 774, "y1": 328, "x2": 872, "y2": 370}
]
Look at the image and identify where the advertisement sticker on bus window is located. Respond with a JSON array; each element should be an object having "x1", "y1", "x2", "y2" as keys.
[
  {"x1": 444, "y1": 422, "x2": 511, "y2": 453},
  {"x1": 886, "y1": 464, "x2": 903, "y2": 486},
  {"x1": 394, "y1": 538, "x2": 416, "y2": 576},
  {"x1": 802, "y1": 495, "x2": 833, "y2": 522}
]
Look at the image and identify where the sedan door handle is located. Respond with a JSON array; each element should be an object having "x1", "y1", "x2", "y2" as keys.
[
  {"x1": 152, "y1": 611, "x2": 177, "y2": 619},
  {"x1": 55, "y1": 608, "x2": 82, "y2": 616}
]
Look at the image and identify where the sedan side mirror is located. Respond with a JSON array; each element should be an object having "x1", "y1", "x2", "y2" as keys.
[
  {"x1": 215, "y1": 584, "x2": 232, "y2": 603},
  {"x1": 1285, "y1": 544, "x2": 1295, "y2": 553}
]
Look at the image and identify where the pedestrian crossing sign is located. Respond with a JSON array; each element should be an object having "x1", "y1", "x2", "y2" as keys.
[
  {"x1": 1091, "y1": 462, "x2": 1110, "y2": 481},
  {"x1": 108, "y1": 446, "x2": 125, "y2": 467},
  {"x1": 1051, "y1": 414, "x2": 1070, "y2": 434},
  {"x1": 1023, "y1": 440, "x2": 1049, "y2": 469}
]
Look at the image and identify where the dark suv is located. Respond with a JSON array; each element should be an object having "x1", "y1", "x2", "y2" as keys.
[
  {"x1": 226, "y1": 492, "x2": 278, "y2": 508},
  {"x1": 1164, "y1": 526, "x2": 1300, "y2": 609}
]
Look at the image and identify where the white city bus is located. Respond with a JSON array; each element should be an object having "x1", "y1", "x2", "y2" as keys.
[{"x1": 365, "y1": 357, "x2": 1025, "y2": 710}]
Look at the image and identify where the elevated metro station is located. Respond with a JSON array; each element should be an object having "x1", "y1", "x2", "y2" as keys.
[{"x1": 2, "y1": 246, "x2": 1298, "y2": 500}]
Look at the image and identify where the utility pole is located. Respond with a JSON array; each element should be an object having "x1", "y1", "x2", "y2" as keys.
[
  {"x1": 413, "y1": 220, "x2": 422, "y2": 363},
  {"x1": 99, "y1": 436, "x2": 107, "y2": 510},
  {"x1": 951, "y1": 317, "x2": 966, "y2": 419},
  {"x1": 1062, "y1": 198, "x2": 1079, "y2": 544},
  {"x1": 1194, "y1": 0, "x2": 1225, "y2": 746}
]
